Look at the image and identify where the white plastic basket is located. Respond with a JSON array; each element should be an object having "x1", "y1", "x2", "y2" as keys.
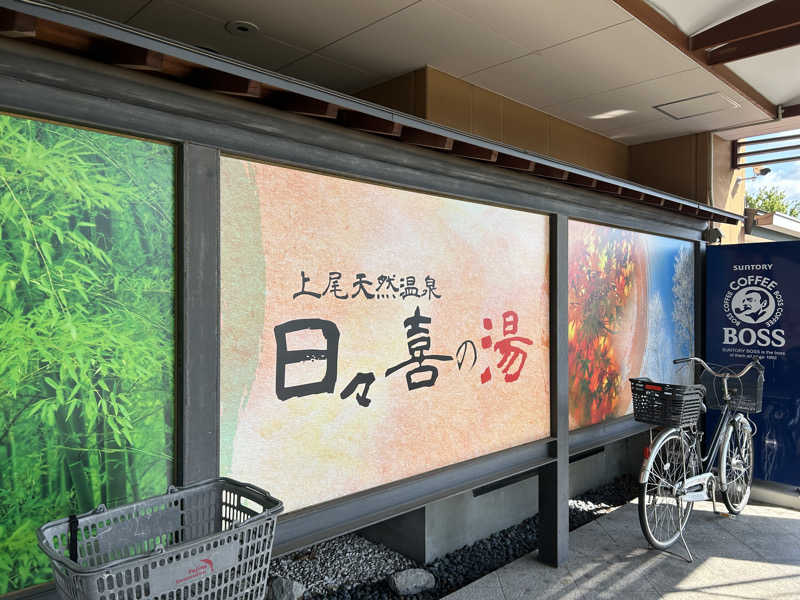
[{"x1": 37, "y1": 478, "x2": 283, "y2": 600}]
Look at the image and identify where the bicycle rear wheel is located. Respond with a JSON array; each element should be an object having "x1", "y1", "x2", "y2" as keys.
[
  {"x1": 720, "y1": 418, "x2": 754, "y2": 514},
  {"x1": 639, "y1": 430, "x2": 695, "y2": 549}
]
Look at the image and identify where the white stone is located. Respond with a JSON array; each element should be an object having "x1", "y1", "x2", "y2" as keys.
[
  {"x1": 267, "y1": 576, "x2": 306, "y2": 600},
  {"x1": 388, "y1": 568, "x2": 436, "y2": 596}
]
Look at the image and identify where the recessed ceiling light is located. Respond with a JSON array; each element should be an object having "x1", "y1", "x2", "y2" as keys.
[
  {"x1": 589, "y1": 109, "x2": 634, "y2": 120},
  {"x1": 225, "y1": 20, "x2": 259, "y2": 36}
]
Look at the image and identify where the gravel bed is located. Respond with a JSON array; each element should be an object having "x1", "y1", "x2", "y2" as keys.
[
  {"x1": 569, "y1": 473, "x2": 639, "y2": 530},
  {"x1": 272, "y1": 474, "x2": 639, "y2": 599},
  {"x1": 270, "y1": 534, "x2": 416, "y2": 595}
]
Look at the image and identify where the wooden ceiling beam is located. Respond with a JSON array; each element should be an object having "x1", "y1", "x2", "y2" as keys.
[
  {"x1": 0, "y1": 8, "x2": 36, "y2": 38},
  {"x1": 94, "y1": 40, "x2": 164, "y2": 71},
  {"x1": 495, "y1": 154, "x2": 535, "y2": 171},
  {"x1": 532, "y1": 163, "x2": 568, "y2": 180},
  {"x1": 643, "y1": 194, "x2": 666, "y2": 206},
  {"x1": 196, "y1": 71, "x2": 262, "y2": 97},
  {"x1": 619, "y1": 188, "x2": 646, "y2": 202},
  {"x1": 400, "y1": 127, "x2": 454, "y2": 150},
  {"x1": 690, "y1": 0, "x2": 800, "y2": 51},
  {"x1": 782, "y1": 103, "x2": 800, "y2": 118},
  {"x1": 707, "y1": 24, "x2": 800, "y2": 65},
  {"x1": 340, "y1": 111, "x2": 402, "y2": 136},
  {"x1": 611, "y1": 0, "x2": 776, "y2": 118},
  {"x1": 737, "y1": 142, "x2": 800, "y2": 158},
  {"x1": 566, "y1": 172, "x2": 597, "y2": 187},
  {"x1": 596, "y1": 181, "x2": 623, "y2": 196},
  {"x1": 451, "y1": 141, "x2": 498, "y2": 162},
  {"x1": 271, "y1": 92, "x2": 339, "y2": 119}
]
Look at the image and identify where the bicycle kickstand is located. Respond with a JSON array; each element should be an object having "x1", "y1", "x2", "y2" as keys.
[
  {"x1": 711, "y1": 478, "x2": 718, "y2": 515},
  {"x1": 678, "y1": 498, "x2": 694, "y2": 563}
]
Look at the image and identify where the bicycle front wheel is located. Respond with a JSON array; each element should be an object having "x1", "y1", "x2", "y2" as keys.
[
  {"x1": 720, "y1": 418, "x2": 754, "y2": 514},
  {"x1": 639, "y1": 430, "x2": 694, "y2": 550}
]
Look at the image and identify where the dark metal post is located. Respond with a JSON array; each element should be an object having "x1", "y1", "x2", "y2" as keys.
[
  {"x1": 695, "y1": 240, "x2": 706, "y2": 361},
  {"x1": 178, "y1": 143, "x2": 220, "y2": 484},
  {"x1": 539, "y1": 213, "x2": 569, "y2": 566}
]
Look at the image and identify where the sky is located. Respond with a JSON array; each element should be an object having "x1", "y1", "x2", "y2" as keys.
[{"x1": 740, "y1": 128, "x2": 800, "y2": 206}]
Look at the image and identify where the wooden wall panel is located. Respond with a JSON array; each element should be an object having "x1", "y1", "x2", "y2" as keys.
[
  {"x1": 356, "y1": 70, "x2": 425, "y2": 117},
  {"x1": 471, "y1": 85, "x2": 502, "y2": 141},
  {"x1": 502, "y1": 96, "x2": 549, "y2": 155},
  {"x1": 425, "y1": 68, "x2": 471, "y2": 131},
  {"x1": 713, "y1": 134, "x2": 746, "y2": 244},
  {"x1": 356, "y1": 67, "x2": 630, "y2": 179},
  {"x1": 548, "y1": 118, "x2": 588, "y2": 166},
  {"x1": 629, "y1": 134, "x2": 698, "y2": 200},
  {"x1": 581, "y1": 131, "x2": 630, "y2": 179}
]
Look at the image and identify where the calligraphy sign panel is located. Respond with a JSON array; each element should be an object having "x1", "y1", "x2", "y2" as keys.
[{"x1": 220, "y1": 157, "x2": 550, "y2": 512}]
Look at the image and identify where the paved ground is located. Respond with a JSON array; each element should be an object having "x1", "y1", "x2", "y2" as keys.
[{"x1": 444, "y1": 499, "x2": 800, "y2": 599}]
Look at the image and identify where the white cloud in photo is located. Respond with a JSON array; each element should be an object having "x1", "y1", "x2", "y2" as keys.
[
  {"x1": 747, "y1": 161, "x2": 800, "y2": 202},
  {"x1": 743, "y1": 128, "x2": 800, "y2": 206}
]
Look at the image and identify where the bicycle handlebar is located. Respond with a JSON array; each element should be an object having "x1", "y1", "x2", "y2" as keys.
[{"x1": 672, "y1": 356, "x2": 763, "y2": 379}]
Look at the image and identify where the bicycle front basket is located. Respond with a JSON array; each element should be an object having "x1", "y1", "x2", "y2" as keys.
[
  {"x1": 700, "y1": 365, "x2": 764, "y2": 414},
  {"x1": 630, "y1": 378, "x2": 705, "y2": 428}
]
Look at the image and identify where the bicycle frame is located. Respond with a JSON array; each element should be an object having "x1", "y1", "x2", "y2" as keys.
[
  {"x1": 640, "y1": 378, "x2": 753, "y2": 498},
  {"x1": 636, "y1": 356, "x2": 762, "y2": 561}
]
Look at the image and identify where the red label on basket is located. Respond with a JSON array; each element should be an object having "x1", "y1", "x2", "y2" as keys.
[
  {"x1": 644, "y1": 384, "x2": 663, "y2": 391},
  {"x1": 175, "y1": 559, "x2": 214, "y2": 584}
]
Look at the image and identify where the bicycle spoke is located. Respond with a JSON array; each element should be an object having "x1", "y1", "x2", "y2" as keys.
[
  {"x1": 722, "y1": 421, "x2": 753, "y2": 513},
  {"x1": 640, "y1": 433, "x2": 690, "y2": 549}
]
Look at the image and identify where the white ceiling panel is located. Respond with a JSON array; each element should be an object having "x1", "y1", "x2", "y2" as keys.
[
  {"x1": 53, "y1": 0, "x2": 150, "y2": 23},
  {"x1": 607, "y1": 115, "x2": 696, "y2": 145},
  {"x1": 318, "y1": 1, "x2": 527, "y2": 79},
  {"x1": 718, "y1": 115, "x2": 800, "y2": 141},
  {"x1": 129, "y1": 0, "x2": 309, "y2": 71},
  {"x1": 50, "y1": 0, "x2": 790, "y2": 144},
  {"x1": 654, "y1": 93, "x2": 739, "y2": 119},
  {"x1": 278, "y1": 54, "x2": 381, "y2": 94},
  {"x1": 167, "y1": 0, "x2": 418, "y2": 51},
  {"x1": 726, "y1": 46, "x2": 800, "y2": 106},
  {"x1": 541, "y1": 68, "x2": 740, "y2": 135},
  {"x1": 536, "y1": 20, "x2": 696, "y2": 94},
  {"x1": 435, "y1": 0, "x2": 631, "y2": 53},
  {"x1": 609, "y1": 102, "x2": 765, "y2": 144},
  {"x1": 465, "y1": 53, "x2": 588, "y2": 108},
  {"x1": 644, "y1": 0, "x2": 770, "y2": 35},
  {"x1": 467, "y1": 19, "x2": 696, "y2": 108}
]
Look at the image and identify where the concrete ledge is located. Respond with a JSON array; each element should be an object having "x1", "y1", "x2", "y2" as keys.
[{"x1": 361, "y1": 433, "x2": 648, "y2": 563}]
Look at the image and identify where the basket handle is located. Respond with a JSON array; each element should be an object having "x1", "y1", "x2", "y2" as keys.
[
  {"x1": 237, "y1": 481, "x2": 270, "y2": 500},
  {"x1": 68, "y1": 514, "x2": 78, "y2": 563}
]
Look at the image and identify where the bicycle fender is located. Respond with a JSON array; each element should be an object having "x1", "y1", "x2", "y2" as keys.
[
  {"x1": 639, "y1": 427, "x2": 680, "y2": 484},
  {"x1": 719, "y1": 416, "x2": 751, "y2": 493},
  {"x1": 733, "y1": 412, "x2": 752, "y2": 433}
]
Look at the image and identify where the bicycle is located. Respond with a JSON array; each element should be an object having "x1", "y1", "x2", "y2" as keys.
[{"x1": 630, "y1": 356, "x2": 764, "y2": 561}]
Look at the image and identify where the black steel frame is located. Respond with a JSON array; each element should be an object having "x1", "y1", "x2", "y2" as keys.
[{"x1": 0, "y1": 27, "x2": 709, "y2": 599}]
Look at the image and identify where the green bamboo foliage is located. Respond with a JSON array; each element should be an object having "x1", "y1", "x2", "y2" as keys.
[{"x1": 0, "y1": 114, "x2": 175, "y2": 593}]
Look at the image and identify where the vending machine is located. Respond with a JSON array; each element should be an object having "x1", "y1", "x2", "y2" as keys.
[{"x1": 705, "y1": 241, "x2": 800, "y2": 488}]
